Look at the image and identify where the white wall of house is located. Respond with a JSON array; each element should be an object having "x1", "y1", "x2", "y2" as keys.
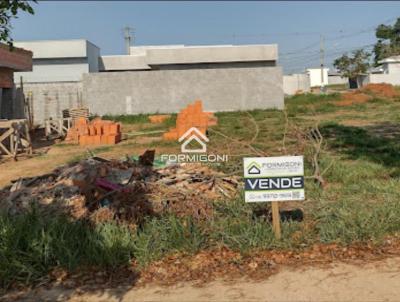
[
  {"x1": 283, "y1": 74, "x2": 310, "y2": 95},
  {"x1": 16, "y1": 61, "x2": 89, "y2": 83},
  {"x1": 358, "y1": 73, "x2": 400, "y2": 86},
  {"x1": 382, "y1": 62, "x2": 400, "y2": 74},
  {"x1": 306, "y1": 68, "x2": 329, "y2": 87},
  {"x1": 14, "y1": 39, "x2": 100, "y2": 83},
  {"x1": 328, "y1": 75, "x2": 348, "y2": 85}
]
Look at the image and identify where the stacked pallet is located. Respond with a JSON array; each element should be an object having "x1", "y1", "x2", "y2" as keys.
[
  {"x1": 62, "y1": 107, "x2": 89, "y2": 121},
  {"x1": 163, "y1": 100, "x2": 217, "y2": 140},
  {"x1": 65, "y1": 117, "x2": 121, "y2": 146}
]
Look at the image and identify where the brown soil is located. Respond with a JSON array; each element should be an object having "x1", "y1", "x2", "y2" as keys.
[
  {"x1": 5, "y1": 256, "x2": 400, "y2": 302},
  {"x1": 335, "y1": 83, "x2": 399, "y2": 107},
  {"x1": 336, "y1": 91, "x2": 372, "y2": 106},
  {"x1": 362, "y1": 83, "x2": 400, "y2": 98}
]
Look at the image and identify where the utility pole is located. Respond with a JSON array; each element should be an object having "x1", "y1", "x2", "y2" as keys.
[
  {"x1": 320, "y1": 34, "x2": 325, "y2": 91},
  {"x1": 124, "y1": 26, "x2": 134, "y2": 55}
]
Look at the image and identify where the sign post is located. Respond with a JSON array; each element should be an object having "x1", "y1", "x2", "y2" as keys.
[
  {"x1": 243, "y1": 156, "x2": 305, "y2": 239},
  {"x1": 271, "y1": 201, "x2": 281, "y2": 239}
]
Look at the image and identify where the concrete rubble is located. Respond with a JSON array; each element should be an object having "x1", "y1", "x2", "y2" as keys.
[{"x1": 0, "y1": 150, "x2": 240, "y2": 226}]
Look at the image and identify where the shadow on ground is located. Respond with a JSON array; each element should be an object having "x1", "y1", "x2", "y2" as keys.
[
  {"x1": 0, "y1": 209, "x2": 140, "y2": 302},
  {"x1": 321, "y1": 122, "x2": 400, "y2": 171}
]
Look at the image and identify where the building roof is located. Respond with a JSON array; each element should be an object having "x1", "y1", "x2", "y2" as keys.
[
  {"x1": 100, "y1": 44, "x2": 278, "y2": 71},
  {"x1": 306, "y1": 67, "x2": 329, "y2": 72},
  {"x1": 369, "y1": 66, "x2": 384, "y2": 74},
  {"x1": 14, "y1": 39, "x2": 100, "y2": 59},
  {"x1": 379, "y1": 55, "x2": 400, "y2": 64}
]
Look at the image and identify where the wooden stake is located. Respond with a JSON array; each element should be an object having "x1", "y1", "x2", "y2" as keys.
[{"x1": 271, "y1": 201, "x2": 281, "y2": 240}]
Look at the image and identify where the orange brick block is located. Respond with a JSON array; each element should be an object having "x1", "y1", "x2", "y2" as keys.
[
  {"x1": 68, "y1": 117, "x2": 122, "y2": 146},
  {"x1": 163, "y1": 100, "x2": 216, "y2": 141},
  {"x1": 100, "y1": 134, "x2": 121, "y2": 145},
  {"x1": 108, "y1": 124, "x2": 120, "y2": 135},
  {"x1": 163, "y1": 130, "x2": 179, "y2": 140}
]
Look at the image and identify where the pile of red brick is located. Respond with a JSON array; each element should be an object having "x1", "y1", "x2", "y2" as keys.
[
  {"x1": 66, "y1": 117, "x2": 121, "y2": 146},
  {"x1": 163, "y1": 100, "x2": 217, "y2": 140}
]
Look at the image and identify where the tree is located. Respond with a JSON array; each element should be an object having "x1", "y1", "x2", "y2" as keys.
[
  {"x1": 0, "y1": 0, "x2": 36, "y2": 46},
  {"x1": 333, "y1": 49, "x2": 371, "y2": 82},
  {"x1": 373, "y1": 17, "x2": 400, "y2": 65}
]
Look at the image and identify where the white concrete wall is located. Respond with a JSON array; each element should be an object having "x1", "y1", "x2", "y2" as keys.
[
  {"x1": 307, "y1": 68, "x2": 329, "y2": 87},
  {"x1": 388, "y1": 63, "x2": 400, "y2": 74},
  {"x1": 15, "y1": 62, "x2": 89, "y2": 83},
  {"x1": 99, "y1": 55, "x2": 150, "y2": 71},
  {"x1": 13, "y1": 40, "x2": 100, "y2": 83},
  {"x1": 146, "y1": 44, "x2": 278, "y2": 65},
  {"x1": 101, "y1": 44, "x2": 278, "y2": 71},
  {"x1": 328, "y1": 75, "x2": 348, "y2": 85},
  {"x1": 363, "y1": 74, "x2": 400, "y2": 86},
  {"x1": 283, "y1": 74, "x2": 310, "y2": 95},
  {"x1": 87, "y1": 42, "x2": 100, "y2": 72},
  {"x1": 14, "y1": 40, "x2": 89, "y2": 59}
]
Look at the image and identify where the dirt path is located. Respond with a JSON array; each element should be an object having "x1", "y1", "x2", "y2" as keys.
[{"x1": 8, "y1": 256, "x2": 400, "y2": 302}]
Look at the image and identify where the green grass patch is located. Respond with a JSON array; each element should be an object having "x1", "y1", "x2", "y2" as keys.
[
  {"x1": 286, "y1": 93, "x2": 340, "y2": 116},
  {"x1": 5, "y1": 94, "x2": 400, "y2": 289},
  {"x1": 0, "y1": 209, "x2": 135, "y2": 289},
  {"x1": 103, "y1": 114, "x2": 150, "y2": 124}
]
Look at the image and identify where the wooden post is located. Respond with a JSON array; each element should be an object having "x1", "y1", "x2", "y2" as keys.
[{"x1": 271, "y1": 201, "x2": 281, "y2": 240}]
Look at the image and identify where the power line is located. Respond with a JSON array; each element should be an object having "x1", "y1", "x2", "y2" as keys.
[
  {"x1": 279, "y1": 16, "x2": 398, "y2": 60},
  {"x1": 282, "y1": 43, "x2": 375, "y2": 74}
]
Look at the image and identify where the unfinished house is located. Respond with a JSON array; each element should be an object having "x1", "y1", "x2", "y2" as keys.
[
  {"x1": 14, "y1": 39, "x2": 100, "y2": 124},
  {"x1": 91, "y1": 44, "x2": 283, "y2": 115},
  {"x1": 0, "y1": 44, "x2": 32, "y2": 119},
  {"x1": 0, "y1": 44, "x2": 33, "y2": 158}
]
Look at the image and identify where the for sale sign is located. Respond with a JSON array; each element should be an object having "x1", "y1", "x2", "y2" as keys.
[{"x1": 243, "y1": 156, "x2": 305, "y2": 202}]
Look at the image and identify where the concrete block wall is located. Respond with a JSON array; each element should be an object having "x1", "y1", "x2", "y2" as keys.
[
  {"x1": 283, "y1": 74, "x2": 310, "y2": 95},
  {"x1": 16, "y1": 81, "x2": 82, "y2": 125},
  {"x1": 83, "y1": 66, "x2": 284, "y2": 115}
]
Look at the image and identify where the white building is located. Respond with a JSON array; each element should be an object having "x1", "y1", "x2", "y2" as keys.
[
  {"x1": 379, "y1": 55, "x2": 400, "y2": 74},
  {"x1": 14, "y1": 39, "x2": 100, "y2": 82},
  {"x1": 306, "y1": 68, "x2": 329, "y2": 87},
  {"x1": 283, "y1": 73, "x2": 310, "y2": 95},
  {"x1": 358, "y1": 55, "x2": 400, "y2": 87},
  {"x1": 100, "y1": 44, "x2": 278, "y2": 71}
]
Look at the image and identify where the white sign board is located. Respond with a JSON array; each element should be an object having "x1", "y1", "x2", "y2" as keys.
[{"x1": 243, "y1": 156, "x2": 305, "y2": 202}]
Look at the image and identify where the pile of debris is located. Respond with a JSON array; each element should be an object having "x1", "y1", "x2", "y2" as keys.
[{"x1": 0, "y1": 150, "x2": 239, "y2": 226}]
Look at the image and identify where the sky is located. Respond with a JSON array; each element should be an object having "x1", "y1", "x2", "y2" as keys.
[{"x1": 10, "y1": 1, "x2": 400, "y2": 74}]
